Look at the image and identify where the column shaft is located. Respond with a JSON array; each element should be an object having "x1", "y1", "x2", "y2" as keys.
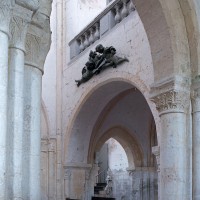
[
  {"x1": 24, "y1": 65, "x2": 42, "y2": 200},
  {"x1": 0, "y1": 31, "x2": 9, "y2": 200},
  {"x1": 8, "y1": 47, "x2": 25, "y2": 199},
  {"x1": 160, "y1": 112, "x2": 187, "y2": 199}
]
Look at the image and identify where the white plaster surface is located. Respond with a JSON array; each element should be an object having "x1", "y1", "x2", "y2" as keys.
[{"x1": 66, "y1": 0, "x2": 107, "y2": 41}]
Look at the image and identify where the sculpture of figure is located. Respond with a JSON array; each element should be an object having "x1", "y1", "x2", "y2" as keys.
[
  {"x1": 75, "y1": 44, "x2": 129, "y2": 87},
  {"x1": 88, "y1": 50, "x2": 101, "y2": 65},
  {"x1": 94, "y1": 44, "x2": 129, "y2": 74},
  {"x1": 75, "y1": 61, "x2": 95, "y2": 87}
]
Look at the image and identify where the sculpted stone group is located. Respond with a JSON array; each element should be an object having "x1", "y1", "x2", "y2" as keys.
[{"x1": 75, "y1": 44, "x2": 129, "y2": 87}]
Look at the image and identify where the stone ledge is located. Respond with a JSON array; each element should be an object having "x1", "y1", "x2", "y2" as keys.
[{"x1": 15, "y1": 0, "x2": 39, "y2": 11}]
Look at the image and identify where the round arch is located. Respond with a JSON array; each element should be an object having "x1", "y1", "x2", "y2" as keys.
[
  {"x1": 64, "y1": 77, "x2": 159, "y2": 166},
  {"x1": 88, "y1": 126, "x2": 144, "y2": 169},
  {"x1": 132, "y1": 0, "x2": 191, "y2": 80}
]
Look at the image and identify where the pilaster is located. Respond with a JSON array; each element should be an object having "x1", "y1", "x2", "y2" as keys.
[
  {"x1": 0, "y1": 2, "x2": 13, "y2": 199},
  {"x1": 48, "y1": 138, "x2": 57, "y2": 200},
  {"x1": 150, "y1": 76, "x2": 190, "y2": 200}
]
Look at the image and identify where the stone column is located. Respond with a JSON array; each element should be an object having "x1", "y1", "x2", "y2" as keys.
[
  {"x1": 192, "y1": 77, "x2": 200, "y2": 199},
  {"x1": 24, "y1": 19, "x2": 51, "y2": 199},
  {"x1": 8, "y1": 6, "x2": 32, "y2": 199},
  {"x1": 24, "y1": 32, "x2": 43, "y2": 200},
  {"x1": 151, "y1": 82, "x2": 190, "y2": 200},
  {"x1": 0, "y1": 2, "x2": 12, "y2": 199}
]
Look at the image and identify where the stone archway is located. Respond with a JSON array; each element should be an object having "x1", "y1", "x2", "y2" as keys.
[
  {"x1": 91, "y1": 126, "x2": 143, "y2": 169},
  {"x1": 64, "y1": 79, "x2": 159, "y2": 199},
  {"x1": 132, "y1": 0, "x2": 190, "y2": 80}
]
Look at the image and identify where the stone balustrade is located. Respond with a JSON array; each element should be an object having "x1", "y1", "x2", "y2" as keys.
[{"x1": 69, "y1": 0, "x2": 135, "y2": 60}]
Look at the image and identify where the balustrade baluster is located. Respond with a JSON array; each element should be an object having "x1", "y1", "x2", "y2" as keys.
[
  {"x1": 83, "y1": 32, "x2": 89, "y2": 48},
  {"x1": 128, "y1": 1, "x2": 135, "y2": 14},
  {"x1": 88, "y1": 27, "x2": 95, "y2": 44},
  {"x1": 114, "y1": 4, "x2": 121, "y2": 24},
  {"x1": 69, "y1": 0, "x2": 137, "y2": 58},
  {"x1": 121, "y1": 0, "x2": 128, "y2": 19},
  {"x1": 79, "y1": 35, "x2": 84, "y2": 52},
  {"x1": 94, "y1": 22, "x2": 100, "y2": 41}
]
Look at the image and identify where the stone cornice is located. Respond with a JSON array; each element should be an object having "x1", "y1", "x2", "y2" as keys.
[
  {"x1": 15, "y1": 0, "x2": 39, "y2": 11},
  {"x1": 150, "y1": 76, "x2": 190, "y2": 115},
  {"x1": 64, "y1": 163, "x2": 92, "y2": 169},
  {"x1": 150, "y1": 75, "x2": 190, "y2": 94}
]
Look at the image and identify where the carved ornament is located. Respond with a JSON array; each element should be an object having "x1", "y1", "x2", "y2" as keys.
[
  {"x1": 75, "y1": 44, "x2": 129, "y2": 87},
  {"x1": 151, "y1": 90, "x2": 189, "y2": 114},
  {"x1": 9, "y1": 5, "x2": 33, "y2": 51},
  {"x1": 25, "y1": 20, "x2": 51, "y2": 72},
  {"x1": 25, "y1": 33, "x2": 41, "y2": 67}
]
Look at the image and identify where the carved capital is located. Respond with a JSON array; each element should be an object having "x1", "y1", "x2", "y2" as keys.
[
  {"x1": 150, "y1": 76, "x2": 190, "y2": 115},
  {"x1": 25, "y1": 22, "x2": 51, "y2": 72},
  {"x1": 37, "y1": 28, "x2": 51, "y2": 71},
  {"x1": 25, "y1": 33, "x2": 41, "y2": 68},
  {"x1": 152, "y1": 146, "x2": 160, "y2": 172},
  {"x1": 9, "y1": 5, "x2": 33, "y2": 51},
  {"x1": 151, "y1": 90, "x2": 189, "y2": 114}
]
